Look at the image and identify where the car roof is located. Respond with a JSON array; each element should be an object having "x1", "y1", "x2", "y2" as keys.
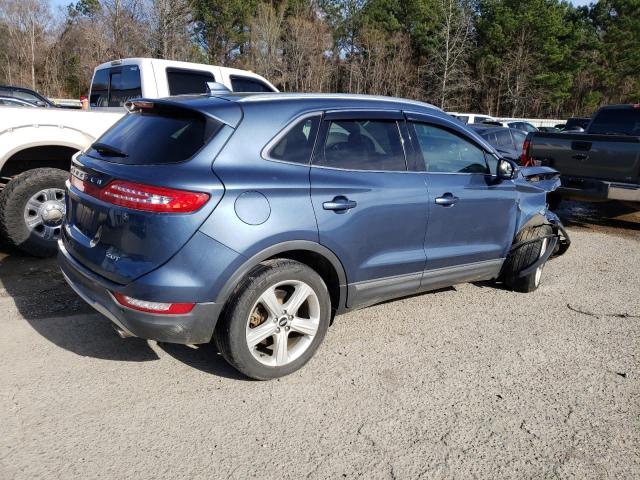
[
  {"x1": 135, "y1": 93, "x2": 498, "y2": 153},
  {"x1": 144, "y1": 92, "x2": 443, "y2": 122}
]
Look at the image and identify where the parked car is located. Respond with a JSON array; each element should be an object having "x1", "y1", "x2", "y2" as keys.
[
  {"x1": 448, "y1": 112, "x2": 496, "y2": 124},
  {"x1": 59, "y1": 93, "x2": 570, "y2": 379},
  {"x1": 0, "y1": 85, "x2": 56, "y2": 108},
  {"x1": 0, "y1": 58, "x2": 277, "y2": 257},
  {"x1": 522, "y1": 104, "x2": 640, "y2": 207},
  {"x1": 0, "y1": 96, "x2": 39, "y2": 107},
  {"x1": 469, "y1": 125, "x2": 527, "y2": 162},
  {"x1": 563, "y1": 117, "x2": 591, "y2": 132},
  {"x1": 538, "y1": 126, "x2": 561, "y2": 133},
  {"x1": 488, "y1": 120, "x2": 539, "y2": 133}
]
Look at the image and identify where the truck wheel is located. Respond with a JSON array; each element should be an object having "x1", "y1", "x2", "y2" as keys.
[
  {"x1": 0, "y1": 168, "x2": 68, "y2": 257},
  {"x1": 215, "y1": 259, "x2": 331, "y2": 380},
  {"x1": 503, "y1": 225, "x2": 553, "y2": 293}
]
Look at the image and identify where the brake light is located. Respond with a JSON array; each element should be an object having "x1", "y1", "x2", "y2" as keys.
[
  {"x1": 113, "y1": 292, "x2": 195, "y2": 314},
  {"x1": 71, "y1": 176, "x2": 209, "y2": 213},
  {"x1": 520, "y1": 138, "x2": 532, "y2": 166},
  {"x1": 101, "y1": 181, "x2": 209, "y2": 212}
]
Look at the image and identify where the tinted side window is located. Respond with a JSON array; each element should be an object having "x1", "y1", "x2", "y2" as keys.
[
  {"x1": 411, "y1": 122, "x2": 488, "y2": 174},
  {"x1": 268, "y1": 116, "x2": 320, "y2": 164},
  {"x1": 109, "y1": 65, "x2": 142, "y2": 107},
  {"x1": 90, "y1": 68, "x2": 110, "y2": 107},
  {"x1": 495, "y1": 130, "x2": 513, "y2": 148},
  {"x1": 315, "y1": 120, "x2": 406, "y2": 171},
  {"x1": 511, "y1": 131, "x2": 526, "y2": 151},
  {"x1": 167, "y1": 68, "x2": 215, "y2": 95},
  {"x1": 230, "y1": 76, "x2": 273, "y2": 92},
  {"x1": 12, "y1": 90, "x2": 45, "y2": 106}
]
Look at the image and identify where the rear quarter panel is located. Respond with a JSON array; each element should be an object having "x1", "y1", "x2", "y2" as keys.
[{"x1": 198, "y1": 102, "x2": 320, "y2": 260}]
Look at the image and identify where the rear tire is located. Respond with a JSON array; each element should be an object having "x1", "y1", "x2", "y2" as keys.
[
  {"x1": 214, "y1": 259, "x2": 331, "y2": 380},
  {"x1": 503, "y1": 225, "x2": 553, "y2": 293},
  {"x1": 0, "y1": 168, "x2": 68, "y2": 257}
]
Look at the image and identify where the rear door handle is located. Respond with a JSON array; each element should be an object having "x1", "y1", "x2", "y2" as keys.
[
  {"x1": 323, "y1": 196, "x2": 357, "y2": 211},
  {"x1": 572, "y1": 154, "x2": 588, "y2": 160},
  {"x1": 435, "y1": 193, "x2": 459, "y2": 206}
]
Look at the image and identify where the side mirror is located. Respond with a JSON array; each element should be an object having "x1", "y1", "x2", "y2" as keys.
[{"x1": 498, "y1": 159, "x2": 515, "y2": 180}]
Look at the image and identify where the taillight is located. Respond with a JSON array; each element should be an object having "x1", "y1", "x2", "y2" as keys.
[
  {"x1": 113, "y1": 292, "x2": 195, "y2": 314},
  {"x1": 520, "y1": 138, "x2": 532, "y2": 166},
  {"x1": 70, "y1": 177, "x2": 209, "y2": 213}
]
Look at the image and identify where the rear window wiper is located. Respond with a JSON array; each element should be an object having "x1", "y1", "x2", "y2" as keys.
[{"x1": 91, "y1": 142, "x2": 129, "y2": 157}]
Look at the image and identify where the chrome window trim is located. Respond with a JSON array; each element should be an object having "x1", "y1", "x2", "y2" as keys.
[{"x1": 261, "y1": 111, "x2": 323, "y2": 165}]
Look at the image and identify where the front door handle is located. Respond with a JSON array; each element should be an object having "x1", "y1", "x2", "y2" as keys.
[
  {"x1": 572, "y1": 154, "x2": 588, "y2": 161},
  {"x1": 323, "y1": 196, "x2": 357, "y2": 212},
  {"x1": 435, "y1": 193, "x2": 459, "y2": 206}
]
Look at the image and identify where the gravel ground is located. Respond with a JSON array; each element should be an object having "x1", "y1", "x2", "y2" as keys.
[{"x1": 1, "y1": 203, "x2": 638, "y2": 480}]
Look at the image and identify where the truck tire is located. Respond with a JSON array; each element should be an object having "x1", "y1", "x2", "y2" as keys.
[
  {"x1": 503, "y1": 224, "x2": 553, "y2": 293},
  {"x1": 0, "y1": 168, "x2": 68, "y2": 257}
]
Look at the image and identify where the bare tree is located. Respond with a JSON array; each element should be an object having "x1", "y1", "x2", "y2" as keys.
[
  {"x1": 428, "y1": 0, "x2": 473, "y2": 110},
  {"x1": 149, "y1": 0, "x2": 193, "y2": 60},
  {"x1": 248, "y1": 2, "x2": 285, "y2": 87},
  {"x1": 282, "y1": 9, "x2": 334, "y2": 92},
  {"x1": 0, "y1": 0, "x2": 51, "y2": 89}
]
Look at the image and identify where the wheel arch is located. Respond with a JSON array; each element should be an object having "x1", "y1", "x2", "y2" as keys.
[
  {"x1": 516, "y1": 212, "x2": 550, "y2": 236},
  {"x1": 0, "y1": 143, "x2": 83, "y2": 178},
  {"x1": 215, "y1": 240, "x2": 348, "y2": 315}
]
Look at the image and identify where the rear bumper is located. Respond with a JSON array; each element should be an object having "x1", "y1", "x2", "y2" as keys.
[
  {"x1": 558, "y1": 176, "x2": 640, "y2": 202},
  {"x1": 58, "y1": 241, "x2": 222, "y2": 344}
]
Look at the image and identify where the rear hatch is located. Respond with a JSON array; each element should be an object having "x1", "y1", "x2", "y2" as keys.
[{"x1": 62, "y1": 98, "x2": 240, "y2": 284}]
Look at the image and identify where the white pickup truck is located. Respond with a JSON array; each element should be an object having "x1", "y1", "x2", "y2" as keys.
[{"x1": 0, "y1": 58, "x2": 277, "y2": 256}]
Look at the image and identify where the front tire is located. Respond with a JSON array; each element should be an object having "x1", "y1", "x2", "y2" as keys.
[
  {"x1": 0, "y1": 168, "x2": 68, "y2": 257},
  {"x1": 214, "y1": 259, "x2": 332, "y2": 380},
  {"x1": 503, "y1": 225, "x2": 553, "y2": 293}
]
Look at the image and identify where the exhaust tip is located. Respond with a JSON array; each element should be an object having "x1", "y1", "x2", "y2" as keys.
[{"x1": 112, "y1": 324, "x2": 134, "y2": 339}]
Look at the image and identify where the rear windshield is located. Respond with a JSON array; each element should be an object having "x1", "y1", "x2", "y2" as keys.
[
  {"x1": 87, "y1": 110, "x2": 221, "y2": 165},
  {"x1": 90, "y1": 65, "x2": 142, "y2": 107},
  {"x1": 589, "y1": 108, "x2": 640, "y2": 136}
]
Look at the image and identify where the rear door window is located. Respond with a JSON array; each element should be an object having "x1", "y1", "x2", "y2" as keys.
[
  {"x1": 410, "y1": 122, "x2": 489, "y2": 174},
  {"x1": 87, "y1": 110, "x2": 221, "y2": 165},
  {"x1": 511, "y1": 131, "x2": 526, "y2": 151},
  {"x1": 495, "y1": 130, "x2": 514, "y2": 148},
  {"x1": 315, "y1": 120, "x2": 406, "y2": 171},
  {"x1": 167, "y1": 68, "x2": 215, "y2": 95},
  {"x1": 267, "y1": 116, "x2": 320, "y2": 164},
  {"x1": 230, "y1": 76, "x2": 274, "y2": 92}
]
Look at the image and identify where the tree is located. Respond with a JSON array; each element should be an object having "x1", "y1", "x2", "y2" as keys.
[
  {"x1": 190, "y1": 0, "x2": 257, "y2": 65},
  {"x1": 0, "y1": 0, "x2": 51, "y2": 90},
  {"x1": 150, "y1": 0, "x2": 194, "y2": 61}
]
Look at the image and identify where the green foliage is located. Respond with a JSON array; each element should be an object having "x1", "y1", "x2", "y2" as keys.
[
  {"x1": 0, "y1": 0, "x2": 637, "y2": 117},
  {"x1": 190, "y1": 0, "x2": 258, "y2": 64}
]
